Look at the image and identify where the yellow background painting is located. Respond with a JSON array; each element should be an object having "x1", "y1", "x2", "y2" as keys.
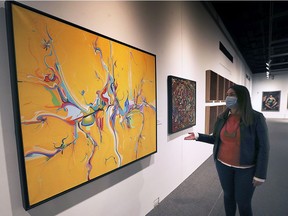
[{"x1": 10, "y1": 3, "x2": 156, "y2": 207}]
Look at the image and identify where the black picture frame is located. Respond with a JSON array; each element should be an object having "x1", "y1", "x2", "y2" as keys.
[
  {"x1": 262, "y1": 91, "x2": 281, "y2": 112},
  {"x1": 168, "y1": 75, "x2": 196, "y2": 134}
]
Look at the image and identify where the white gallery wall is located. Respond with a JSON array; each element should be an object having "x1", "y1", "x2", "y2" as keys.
[
  {"x1": 0, "y1": 1, "x2": 252, "y2": 216},
  {"x1": 252, "y1": 72, "x2": 288, "y2": 118}
]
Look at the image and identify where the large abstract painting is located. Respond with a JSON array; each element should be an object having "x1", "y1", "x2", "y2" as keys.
[
  {"x1": 6, "y1": 1, "x2": 157, "y2": 209},
  {"x1": 262, "y1": 91, "x2": 281, "y2": 112},
  {"x1": 168, "y1": 76, "x2": 196, "y2": 134}
]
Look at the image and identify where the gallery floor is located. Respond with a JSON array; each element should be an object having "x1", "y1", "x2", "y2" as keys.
[{"x1": 147, "y1": 119, "x2": 288, "y2": 216}]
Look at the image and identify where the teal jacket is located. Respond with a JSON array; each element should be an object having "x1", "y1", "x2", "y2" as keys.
[{"x1": 198, "y1": 110, "x2": 270, "y2": 180}]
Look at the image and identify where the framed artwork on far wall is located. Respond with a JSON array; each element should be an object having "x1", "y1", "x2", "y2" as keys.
[
  {"x1": 5, "y1": 1, "x2": 157, "y2": 210},
  {"x1": 168, "y1": 76, "x2": 196, "y2": 134},
  {"x1": 262, "y1": 91, "x2": 281, "y2": 111}
]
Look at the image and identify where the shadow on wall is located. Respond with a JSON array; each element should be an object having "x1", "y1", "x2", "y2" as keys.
[
  {"x1": 28, "y1": 157, "x2": 152, "y2": 216},
  {"x1": 0, "y1": 7, "x2": 154, "y2": 216},
  {"x1": 0, "y1": 6, "x2": 24, "y2": 215}
]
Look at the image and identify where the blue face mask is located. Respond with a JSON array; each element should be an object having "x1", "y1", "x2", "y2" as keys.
[{"x1": 226, "y1": 96, "x2": 238, "y2": 109}]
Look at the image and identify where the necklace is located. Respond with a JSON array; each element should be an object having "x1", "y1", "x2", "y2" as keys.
[
  {"x1": 224, "y1": 127, "x2": 238, "y2": 138},
  {"x1": 223, "y1": 117, "x2": 240, "y2": 138}
]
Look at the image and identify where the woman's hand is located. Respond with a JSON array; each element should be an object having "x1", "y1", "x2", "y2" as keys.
[{"x1": 184, "y1": 132, "x2": 196, "y2": 140}]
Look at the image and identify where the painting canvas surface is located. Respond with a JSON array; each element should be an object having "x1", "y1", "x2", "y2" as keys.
[
  {"x1": 6, "y1": 2, "x2": 157, "y2": 209},
  {"x1": 168, "y1": 76, "x2": 196, "y2": 133},
  {"x1": 262, "y1": 91, "x2": 281, "y2": 111}
]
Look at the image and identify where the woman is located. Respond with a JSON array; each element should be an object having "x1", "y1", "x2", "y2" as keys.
[{"x1": 184, "y1": 84, "x2": 269, "y2": 216}]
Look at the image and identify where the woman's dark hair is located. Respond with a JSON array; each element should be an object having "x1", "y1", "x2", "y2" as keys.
[{"x1": 229, "y1": 84, "x2": 254, "y2": 125}]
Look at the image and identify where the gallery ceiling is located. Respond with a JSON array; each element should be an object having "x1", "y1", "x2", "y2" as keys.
[{"x1": 210, "y1": 1, "x2": 288, "y2": 76}]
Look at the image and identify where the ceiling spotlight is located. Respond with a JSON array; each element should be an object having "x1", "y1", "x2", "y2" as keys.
[{"x1": 266, "y1": 70, "x2": 270, "y2": 79}]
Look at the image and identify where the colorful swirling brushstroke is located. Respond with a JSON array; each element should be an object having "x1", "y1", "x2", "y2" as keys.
[
  {"x1": 171, "y1": 77, "x2": 196, "y2": 133},
  {"x1": 22, "y1": 28, "x2": 156, "y2": 181}
]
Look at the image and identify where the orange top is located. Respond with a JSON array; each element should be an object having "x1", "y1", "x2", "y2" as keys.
[{"x1": 218, "y1": 114, "x2": 241, "y2": 166}]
